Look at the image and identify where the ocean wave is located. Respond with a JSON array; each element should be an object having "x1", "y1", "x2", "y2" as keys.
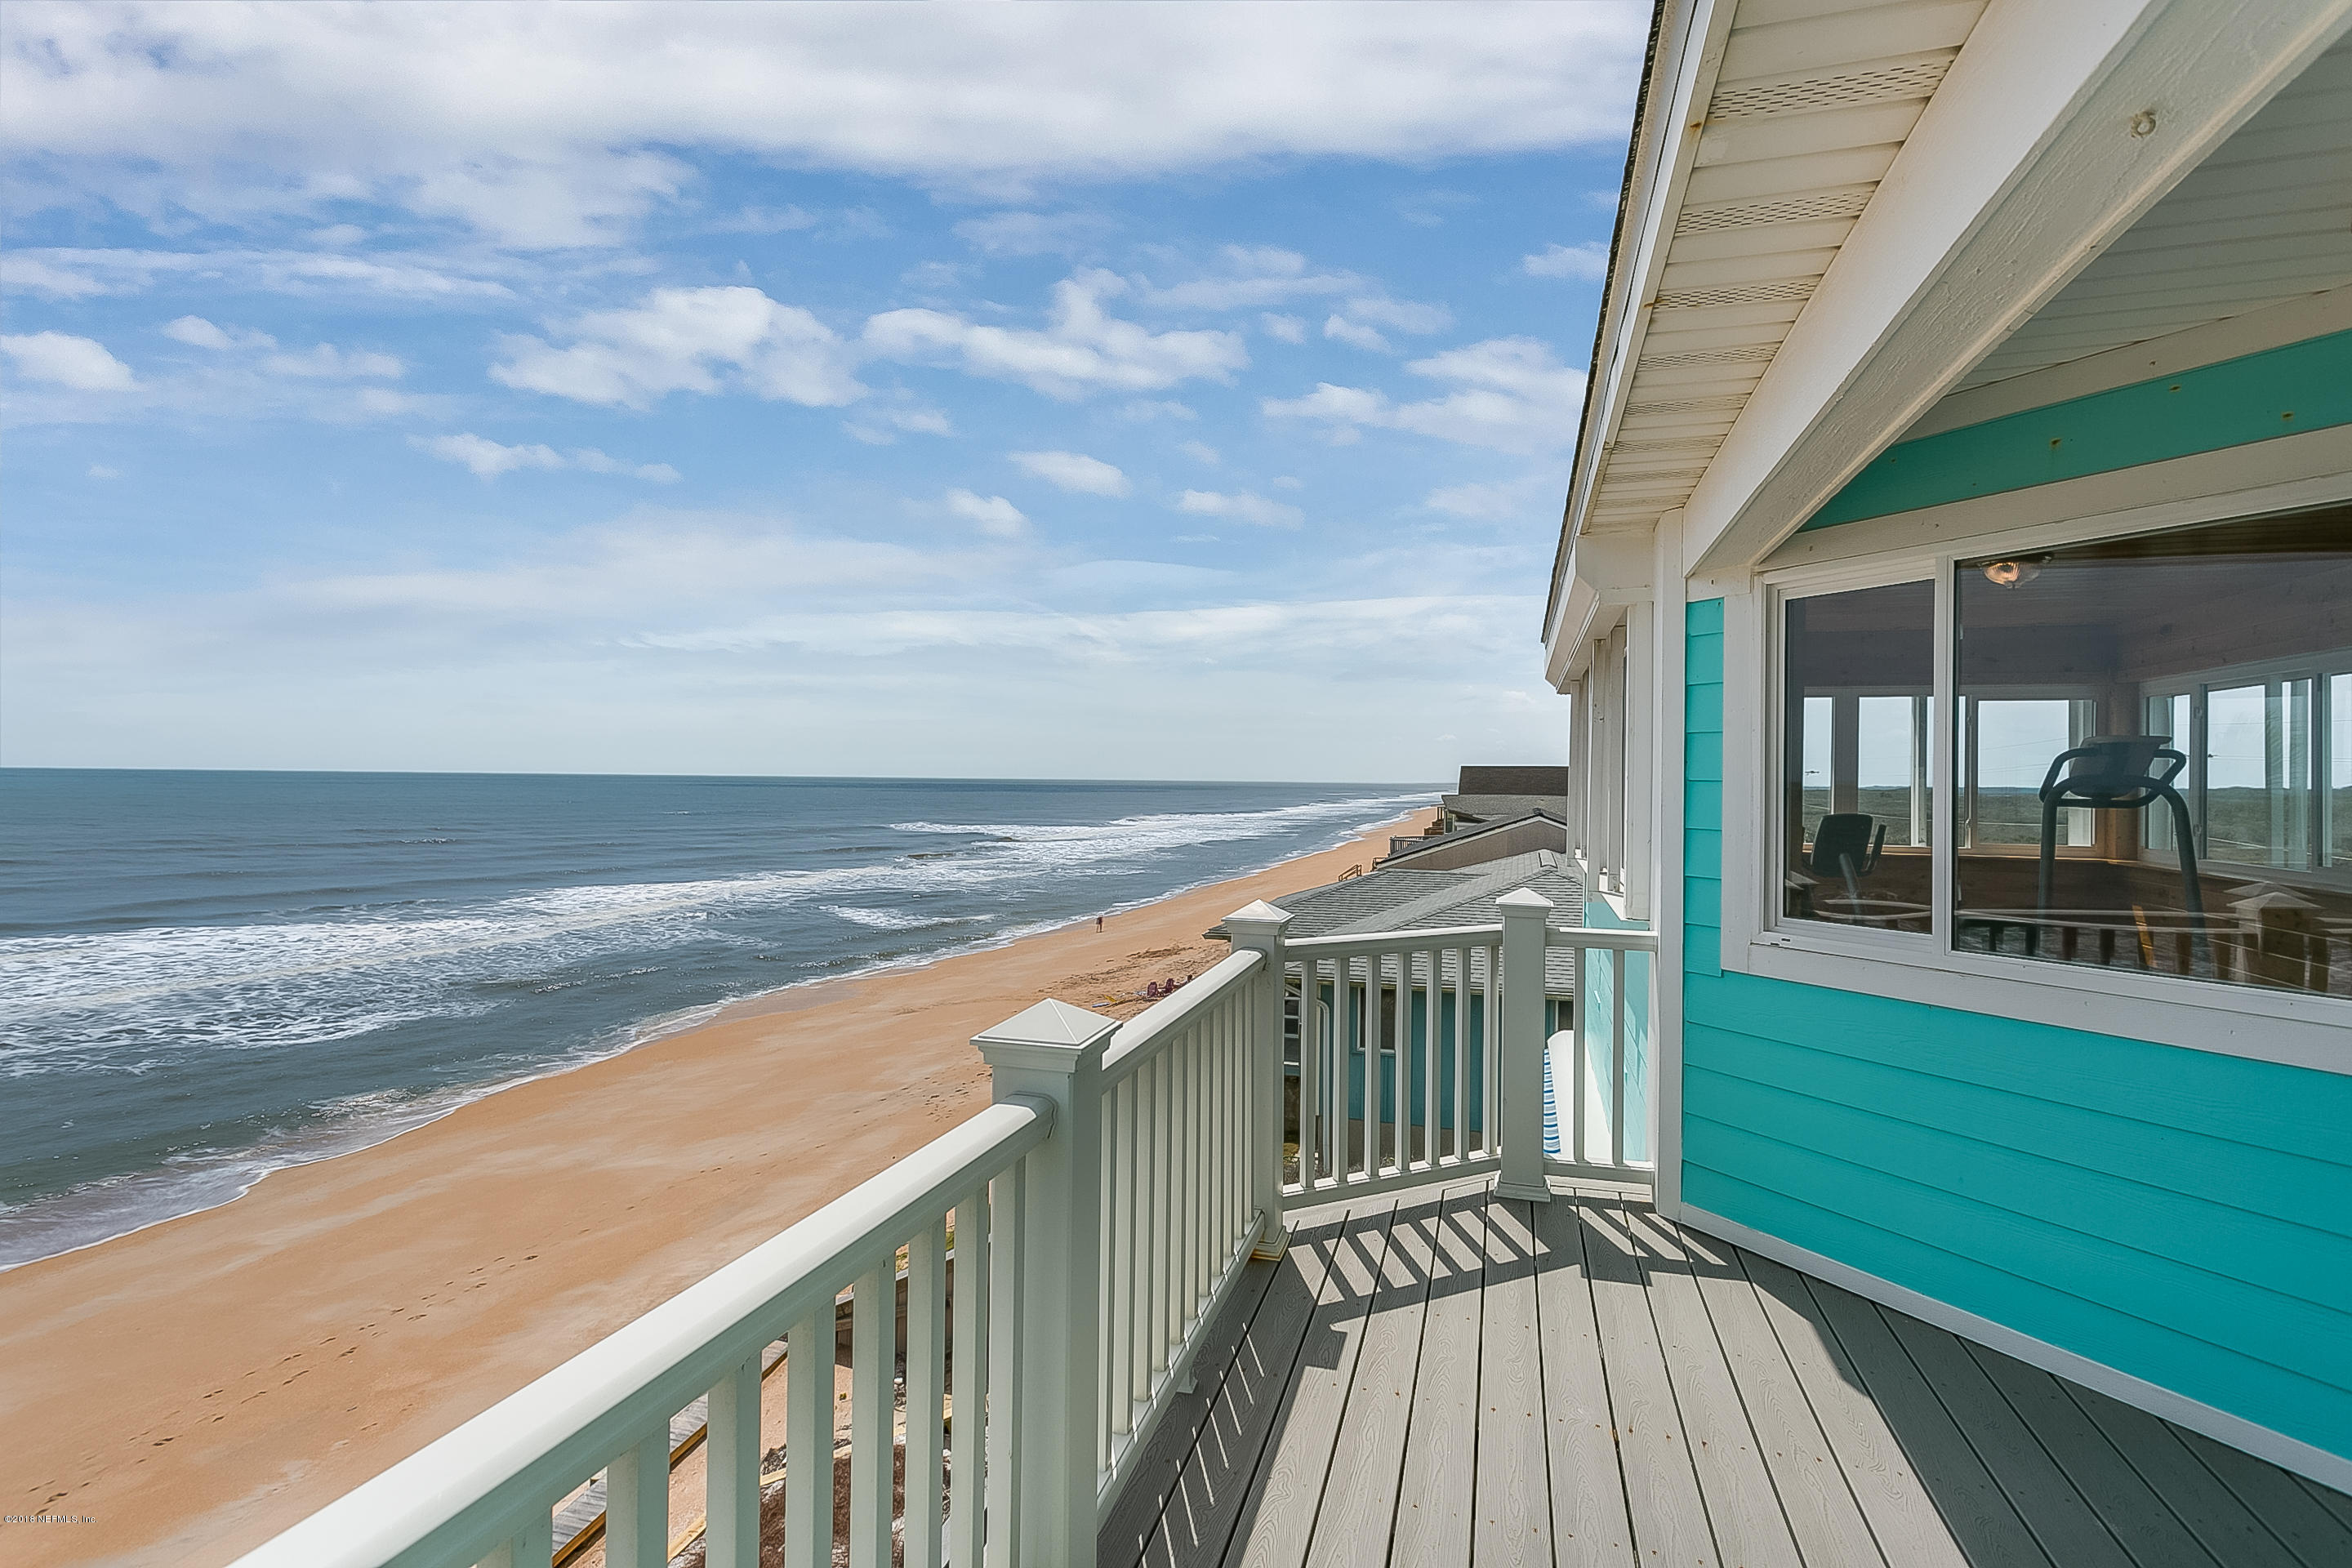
[{"x1": 820, "y1": 905, "x2": 973, "y2": 931}]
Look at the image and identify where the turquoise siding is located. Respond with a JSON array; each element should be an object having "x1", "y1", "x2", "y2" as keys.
[
  {"x1": 1680, "y1": 598, "x2": 2352, "y2": 1463},
  {"x1": 1803, "y1": 328, "x2": 2352, "y2": 530}
]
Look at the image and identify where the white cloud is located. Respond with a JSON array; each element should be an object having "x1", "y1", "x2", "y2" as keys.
[
  {"x1": 355, "y1": 388, "x2": 431, "y2": 416},
  {"x1": 412, "y1": 432, "x2": 677, "y2": 482},
  {"x1": 1010, "y1": 449, "x2": 1130, "y2": 497},
  {"x1": 4, "y1": 6, "x2": 1642, "y2": 246},
  {"x1": 7, "y1": 246, "x2": 518, "y2": 301},
  {"x1": 709, "y1": 204, "x2": 818, "y2": 234},
  {"x1": 492, "y1": 285, "x2": 864, "y2": 408},
  {"x1": 1425, "y1": 475, "x2": 1558, "y2": 519},
  {"x1": 1259, "y1": 314, "x2": 1307, "y2": 344},
  {"x1": 1118, "y1": 399, "x2": 1196, "y2": 421},
  {"x1": 2, "y1": 255, "x2": 109, "y2": 298},
  {"x1": 1323, "y1": 315, "x2": 1390, "y2": 352},
  {"x1": 1175, "y1": 488, "x2": 1303, "y2": 529},
  {"x1": 163, "y1": 315, "x2": 250, "y2": 350},
  {"x1": 1135, "y1": 247, "x2": 1363, "y2": 313},
  {"x1": 954, "y1": 211, "x2": 1115, "y2": 256},
  {"x1": 1345, "y1": 297, "x2": 1451, "y2": 333},
  {"x1": 945, "y1": 488, "x2": 1029, "y2": 538},
  {"x1": 866, "y1": 271, "x2": 1244, "y2": 400},
  {"x1": 1, "y1": 331, "x2": 138, "y2": 390},
  {"x1": 1179, "y1": 440, "x2": 1219, "y2": 465},
  {"x1": 1523, "y1": 241, "x2": 1610, "y2": 281},
  {"x1": 844, "y1": 403, "x2": 957, "y2": 444},
  {"x1": 1262, "y1": 336, "x2": 1584, "y2": 454},
  {"x1": 265, "y1": 342, "x2": 404, "y2": 379},
  {"x1": 309, "y1": 223, "x2": 368, "y2": 246},
  {"x1": 88, "y1": 464, "x2": 120, "y2": 479}
]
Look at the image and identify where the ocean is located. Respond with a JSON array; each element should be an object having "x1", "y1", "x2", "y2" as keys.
[{"x1": 0, "y1": 769, "x2": 1431, "y2": 1269}]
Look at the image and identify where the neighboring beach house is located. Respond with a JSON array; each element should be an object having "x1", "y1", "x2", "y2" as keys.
[{"x1": 237, "y1": 5, "x2": 2352, "y2": 1566}]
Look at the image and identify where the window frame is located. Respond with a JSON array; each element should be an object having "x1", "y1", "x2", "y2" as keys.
[{"x1": 1730, "y1": 489, "x2": 2352, "y2": 1076}]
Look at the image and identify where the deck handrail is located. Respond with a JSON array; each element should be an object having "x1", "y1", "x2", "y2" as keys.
[
  {"x1": 234, "y1": 896, "x2": 1661, "y2": 1567},
  {"x1": 1098, "y1": 947, "x2": 1261, "y2": 1085},
  {"x1": 231, "y1": 1098, "x2": 1050, "y2": 1568}
]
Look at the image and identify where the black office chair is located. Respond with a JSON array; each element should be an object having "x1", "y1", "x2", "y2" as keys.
[
  {"x1": 2035, "y1": 735, "x2": 2206, "y2": 970},
  {"x1": 1809, "y1": 813, "x2": 1886, "y2": 915}
]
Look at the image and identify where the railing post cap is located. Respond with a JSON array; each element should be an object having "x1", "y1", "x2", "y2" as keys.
[
  {"x1": 1222, "y1": 899, "x2": 1293, "y2": 931},
  {"x1": 1496, "y1": 889, "x2": 1557, "y2": 915},
  {"x1": 973, "y1": 997, "x2": 1118, "y2": 1074}
]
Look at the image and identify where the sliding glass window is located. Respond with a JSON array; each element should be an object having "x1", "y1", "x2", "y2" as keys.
[
  {"x1": 1952, "y1": 506, "x2": 2352, "y2": 998},
  {"x1": 1780, "y1": 579, "x2": 1935, "y2": 933}
]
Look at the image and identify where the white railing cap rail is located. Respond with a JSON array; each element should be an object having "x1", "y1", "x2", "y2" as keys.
[
  {"x1": 229, "y1": 1098, "x2": 1054, "y2": 1568},
  {"x1": 1282, "y1": 923, "x2": 1504, "y2": 958},
  {"x1": 1098, "y1": 948, "x2": 1262, "y2": 1083},
  {"x1": 1542, "y1": 924, "x2": 1660, "y2": 951}
]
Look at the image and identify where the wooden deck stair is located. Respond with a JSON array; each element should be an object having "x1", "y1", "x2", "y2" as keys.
[{"x1": 1101, "y1": 1179, "x2": 2352, "y2": 1568}]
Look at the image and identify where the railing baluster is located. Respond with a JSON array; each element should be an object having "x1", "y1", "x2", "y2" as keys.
[
  {"x1": 850, "y1": 1263, "x2": 895, "y2": 1565},
  {"x1": 985, "y1": 1164, "x2": 1023, "y2": 1568},
  {"x1": 1570, "y1": 944, "x2": 1588, "y2": 1167},
  {"x1": 706, "y1": 1353, "x2": 762, "y2": 1568},
  {"x1": 1610, "y1": 947, "x2": 1628, "y2": 1168},
  {"x1": 606, "y1": 1423, "x2": 670, "y2": 1568},
  {"x1": 785, "y1": 1309, "x2": 830, "y2": 1568},
  {"x1": 906, "y1": 1219, "x2": 947, "y2": 1568},
  {"x1": 1120, "y1": 1075, "x2": 1141, "y2": 1429},
  {"x1": 948, "y1": 1188, "x2": 989, "y2": 1568},
  {"x1": 1418, "y1": 949, "x2": 1437, "y2": 1174},
  {"x1": 1484, "y1": 943, "x2": 1502, "y2": 1158}
]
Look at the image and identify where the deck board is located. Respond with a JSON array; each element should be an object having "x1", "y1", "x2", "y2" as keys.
[
  {"x1": 1102, "y1": 1180, "x2": 2343, "y2": 1568},
  {"x1": 1581, "y1": 1191, "x2": 1717, "y2": 1566},
  {"x1": 1302, "y1": 1192, "x2": 1439, "y2": 1568},
  {"x1": 1632, "y1": 1206, "x2": 1804, "y2": 1568},
  {"x1": 1472, "y1": 1196, "x2": 1551, "y2": 1567},
  {"x1": 1677, "y1": 1222, "x2": 1884, "y2": 1568},
  {"x1": 1387, "y1": 1186, "x2": 1486, "y2": 1568},
  {"x1": 1224, "y1": 1201, "x2": 1395, "y2": 1568},
  {"x1": 1531, "y1": 1194, "x2": 1635, "y2": 1567}
]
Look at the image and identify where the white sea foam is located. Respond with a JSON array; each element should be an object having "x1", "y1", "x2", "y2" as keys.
[{"x1": 0, "y1": 788, "x2": 1431, "y2": 1264}]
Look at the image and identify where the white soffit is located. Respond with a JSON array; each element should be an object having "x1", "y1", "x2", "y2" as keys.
[
  {"x1": 1580, "y1": 0, "x2": 1991, "y2": 541},
  {"x1": 1951, "y1": 32, "x2": 2352, "y2": 394}
]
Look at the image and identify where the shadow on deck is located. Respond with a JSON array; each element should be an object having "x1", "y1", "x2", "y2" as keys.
[{"x1": 1100, "y1": 1179, "x2": 2352, "y2": 1568}]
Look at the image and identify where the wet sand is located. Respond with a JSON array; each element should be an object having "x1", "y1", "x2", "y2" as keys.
[{"x1": 0, "y1": 809, "x2": 1432, "y2": 1568}]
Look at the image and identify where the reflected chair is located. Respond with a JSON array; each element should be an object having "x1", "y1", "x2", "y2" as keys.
[{"x1": 1809, "y1": 813, "x2": 1886, "y2": 915}]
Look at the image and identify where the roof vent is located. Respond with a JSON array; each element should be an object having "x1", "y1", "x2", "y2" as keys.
[
  {"x1": 1650, "y1": 278, "x2": 1818, "y2": 311},
  {"x1": 1677, "y1": 187, "x2": 1874, "y2": 235},
  {"x1": 1707, "y1": 55, "x2": 1953, "y2": 120}
]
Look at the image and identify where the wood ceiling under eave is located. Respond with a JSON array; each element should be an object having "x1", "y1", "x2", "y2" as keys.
[{"x1": 1583, "y1": 0, "x2": 1990, "y2": 537}]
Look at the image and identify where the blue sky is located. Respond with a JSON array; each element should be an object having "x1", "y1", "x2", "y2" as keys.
[{"x1": 1, "y1": 2, "x2": 1643, "y2": 781}]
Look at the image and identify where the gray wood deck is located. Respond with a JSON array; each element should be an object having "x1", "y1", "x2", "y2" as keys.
[{"x1": 1100, "y1": 1179, "x2": 2352, "y2": 1568}]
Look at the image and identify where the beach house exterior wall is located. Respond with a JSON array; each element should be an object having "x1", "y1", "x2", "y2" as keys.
[{"x1": 1549, "y1": 0, "x2": 2352, "y2": 1490}]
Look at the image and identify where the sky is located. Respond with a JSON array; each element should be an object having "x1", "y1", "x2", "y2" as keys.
[{"x1": 0, "y1": 1, "x2": 1645, "y2": 782}]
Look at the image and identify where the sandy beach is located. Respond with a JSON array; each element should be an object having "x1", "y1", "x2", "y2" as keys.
[{"x1": 0, "y1": 808, "x2": 1432, "y2": 1568}]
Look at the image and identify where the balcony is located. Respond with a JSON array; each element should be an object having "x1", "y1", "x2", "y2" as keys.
[{"x1": 229, "y1": 898, "x2": 2350, "y2": 1568}]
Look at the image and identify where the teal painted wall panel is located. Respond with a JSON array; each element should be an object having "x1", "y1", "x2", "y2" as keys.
[
  {"x1": 1686, "y1": 1062, "x2": 2352, "y2": 1312},
  {"x1": 1677, "y1": 596, "x2": 2352, "y2": 1463},
  {"x1": 1684, "y1": 600, "x2": 1727, "y2": 984},
  {"x1": 1805, "y1": 329, "x2": 2352, "y2": 529},
  {"x1": 1686, "y1": 970, "x2": 2352, "y2": 1165},
  {"x1": 1682, "y1": 1114, "x2": 2352, "y2": 1394},
  {"x1": 1687, "y1": 680, "x2": 1724, "y2": 730},
  {"x1": 1682, "y1": 1162, "x2": 2352, "y2": 1461},
  {"x1": 1686, "y1": 1022, "x2": 2352, "y2": 1241}
]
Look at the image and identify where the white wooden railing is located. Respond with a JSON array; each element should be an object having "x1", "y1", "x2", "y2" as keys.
[{"x1": 233, "y1": 894, "x2": 1655, "y2": 1568}]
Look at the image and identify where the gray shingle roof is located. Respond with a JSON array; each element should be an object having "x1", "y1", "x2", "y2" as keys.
[{"x1": 1207, "y1": 849, "x2": 1588, "y2": 993}]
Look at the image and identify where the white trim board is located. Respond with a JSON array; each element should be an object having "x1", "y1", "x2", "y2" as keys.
[
  {"x1": 1903, "y1": 283, "x2": 2352, "y2": 439},
  {"x1": 1675, "y1": 1202, "x2": 2352, "y2": 1496}
]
